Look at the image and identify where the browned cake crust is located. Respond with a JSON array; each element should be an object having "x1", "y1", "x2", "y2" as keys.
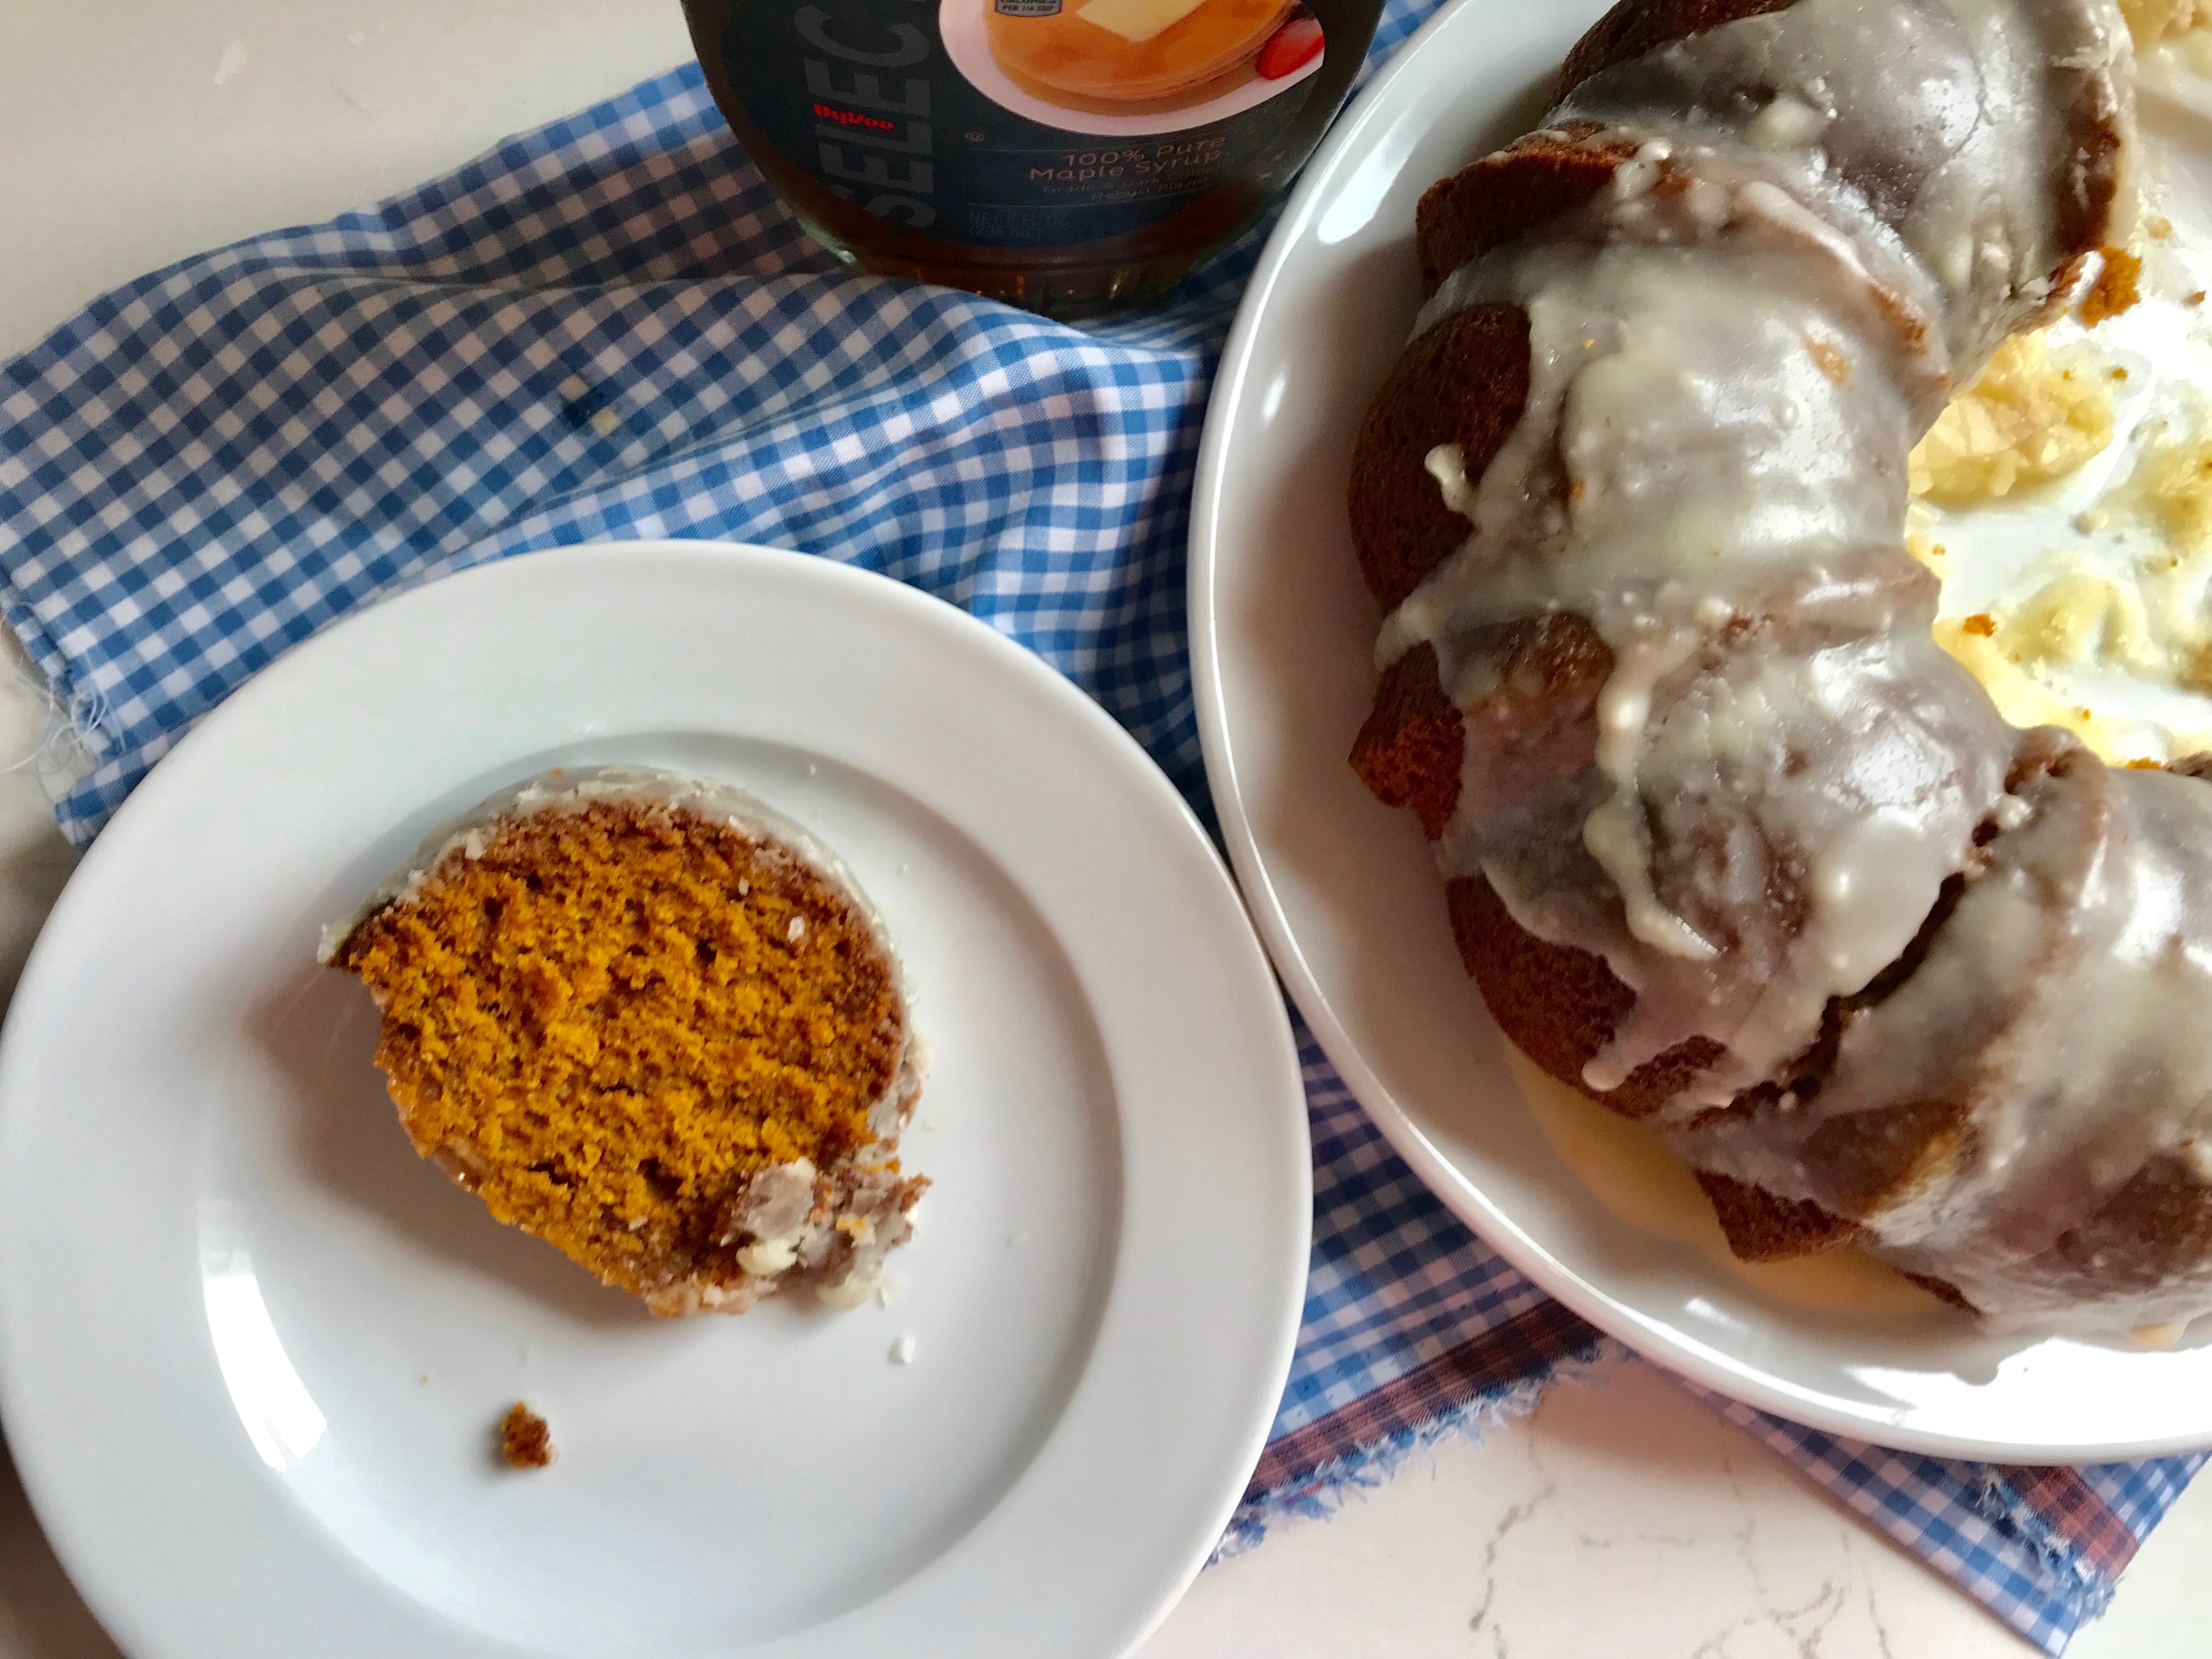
[
  {"x1": 1443, "y1": 873, "x2": 1725, "y2": 1124},
  {"x1": 2048, "y1": 1155, "x2": 2212, "y2": 1293},
  {"x1": 1413, "y1": 127, "x2": 1638, "y2": 300},
  {"x1": 1558, "y1": 0, "x2": 1796, "y2": 99},
  {"x1": 1695, "y1": 1172, "x2": 1862, "y2": 1261},
  {"x1": 1353, "y1": 612, "x2": 1613, "y2": 844},
  {"x1": 1350, "y1": 643, "x2": 1464, "y2": 838},
  {"x1": 1347, "y1": 306, "x2": 1531, "y2": 612},
  {"x1": 1344, "y1": 0, "x2": 2157, "y2": 1297}
]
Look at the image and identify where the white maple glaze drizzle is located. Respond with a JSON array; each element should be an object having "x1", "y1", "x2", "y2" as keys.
[
  {"x1": 1678, "y1": 753, "x2": 2212, "y2": 1331},
  {"x1": 1392, "y1": 140, "x2": 2017, "y2": 1101},
  {"x1": 1369, "y1": 0, "x2": 2212, "y2": 1329}
]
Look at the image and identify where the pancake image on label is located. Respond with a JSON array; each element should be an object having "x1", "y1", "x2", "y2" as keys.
[
  {"x1": 323, "y1": 766, "x2": 928, "y2": 1318},
  {"x1": 984, "y1": 0, "x2": 1316, "y2": 115}
]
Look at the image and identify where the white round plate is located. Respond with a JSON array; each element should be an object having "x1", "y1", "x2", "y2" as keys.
[
  {"x1": 1190, "y1": 0, "x2": 2212, "y2": 1460},
  {"x1": 0, "y1": 541, "x2": 1310, "y2": 1658}
]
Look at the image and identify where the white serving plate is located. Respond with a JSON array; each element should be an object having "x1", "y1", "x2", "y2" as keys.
[
  {"x1": 1190, "y1": 0, "x2": 2212, "y2": 1460},
  {"x1": 0, "y1": 541, "x2": 1311, "y2": 1658}
]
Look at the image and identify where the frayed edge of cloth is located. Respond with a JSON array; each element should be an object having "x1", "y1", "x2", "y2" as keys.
[
  {"x1": 1967, "y1": 1471, "x2": 2113, "y2": 1652},
  {"x1": 1213, "y1": 1336, "x2": 1615, "y2": 1561},
  {"x1": 0, "y1": 611, "x2": 105, "y2": 840}
]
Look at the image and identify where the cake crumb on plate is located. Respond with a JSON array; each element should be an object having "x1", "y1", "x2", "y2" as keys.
[{"x1": 499, "y1": 1403, "x2": 556, "y2": 1469}]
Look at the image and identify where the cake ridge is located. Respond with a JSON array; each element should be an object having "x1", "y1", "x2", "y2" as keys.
[{"x1": 1350, "y1": 0, "x2": 2212, "y2": 1330}]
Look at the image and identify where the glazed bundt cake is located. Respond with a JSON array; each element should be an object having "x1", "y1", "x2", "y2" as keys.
[
  {"x1": 325, "y1": 768, "x2": 927, "y2": 1317},
  {"x1": 1348, "y1": 0, "x2": 2212, "y2": 1332}
]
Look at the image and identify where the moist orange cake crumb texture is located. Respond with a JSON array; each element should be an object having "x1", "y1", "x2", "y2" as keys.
[{"x1": 335, "y1": 800, "x2": 905, "y2": 1303}]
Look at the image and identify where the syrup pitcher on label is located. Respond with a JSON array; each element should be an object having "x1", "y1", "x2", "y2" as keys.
[{"x1": 682, "y1": 0, "x2": 1384, "y2": 316}]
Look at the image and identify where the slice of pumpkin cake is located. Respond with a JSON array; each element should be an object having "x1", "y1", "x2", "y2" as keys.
[{"x1": 323, "y1": 767, "x2": 927, "y2": 1316}]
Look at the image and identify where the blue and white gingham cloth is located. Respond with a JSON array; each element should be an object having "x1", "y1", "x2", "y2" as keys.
[{"x1": 0, "y1": 8, "x2": 2200, "y2": 1651}]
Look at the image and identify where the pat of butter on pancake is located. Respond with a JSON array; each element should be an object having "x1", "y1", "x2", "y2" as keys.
[{"x1": 1075, "y1": 0, "x2": 1211, "y2": 43}]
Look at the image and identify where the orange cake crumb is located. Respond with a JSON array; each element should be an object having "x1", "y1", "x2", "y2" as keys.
[
  {"x1": 329, "y1": 771, "x2": 927, "y2": 1315},
  {"x1": 500, "y1": 1403, "x2": 556, "y2": 1469},
  {"x1": 2079, "y1": 246, "x2": 2142, "y2": 326}
]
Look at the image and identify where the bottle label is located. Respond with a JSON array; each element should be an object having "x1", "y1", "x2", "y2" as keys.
[{"x1": 727, "y1": 0, "x2": 1327, "y2": 248}]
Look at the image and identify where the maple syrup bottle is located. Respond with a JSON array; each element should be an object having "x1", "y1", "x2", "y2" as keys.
[{"x1": 682, "y1": 0, "x2": 1384, "y2": 317}]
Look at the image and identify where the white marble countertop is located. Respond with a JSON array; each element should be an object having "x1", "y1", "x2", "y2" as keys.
[{"x1": 0, "y1": 4, "x2": 2203, "y2": 1656}]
